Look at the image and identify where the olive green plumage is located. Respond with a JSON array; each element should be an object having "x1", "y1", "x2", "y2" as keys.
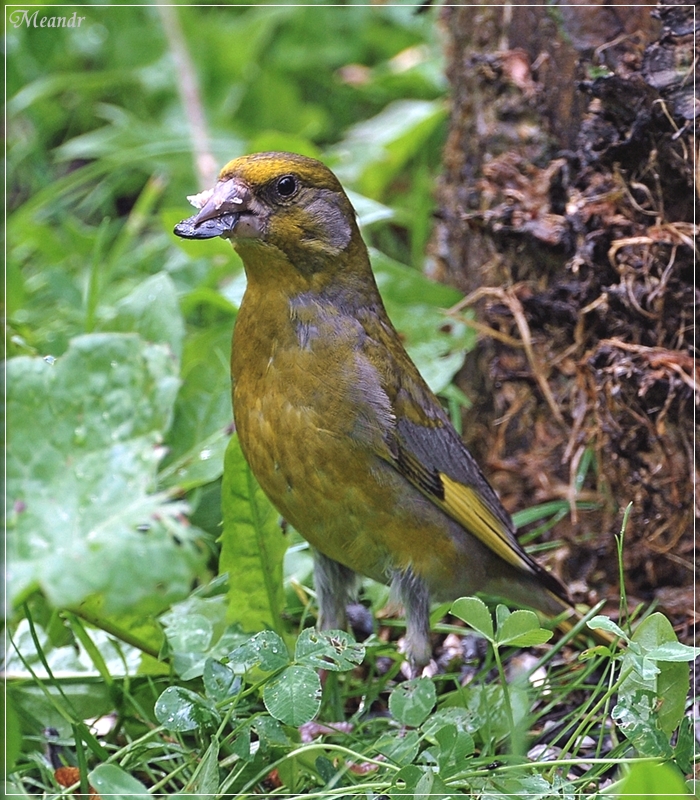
[{"x1": 175, "y1": 151, "x2": 593, "y2": 669}]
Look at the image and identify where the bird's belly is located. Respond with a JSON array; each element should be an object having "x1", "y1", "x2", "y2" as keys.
[
  {"x1": 234, "y1": 385, "x2": 389, "y2": 580},
  {"x1": 233, "y1": 372, "x2": 485, "y2": 594}
]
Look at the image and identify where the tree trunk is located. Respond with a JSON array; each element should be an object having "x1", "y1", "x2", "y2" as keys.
[{"x1": 430, "y1": 0, "x2": 697, "y2": 635}]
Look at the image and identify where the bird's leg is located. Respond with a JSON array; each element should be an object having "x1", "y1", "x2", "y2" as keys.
[
  {"x1": 393, "y1": 568, "x2": 433, "y2": 676},
  {"x1": 313, "y1": 553, "x2": 359, "y2": 717},
  {"x1": 314, "y1": 552, "x2": 358, "y2": 631}
]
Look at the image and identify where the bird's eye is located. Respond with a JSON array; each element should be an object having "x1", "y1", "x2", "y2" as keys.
[{"x1": 276, "y1": 175, "x2": 298, "y2": 198}]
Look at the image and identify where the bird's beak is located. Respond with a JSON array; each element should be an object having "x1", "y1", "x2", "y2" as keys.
[{"x1": 174, "y1": 177, "x2": 251, "y2": 240}]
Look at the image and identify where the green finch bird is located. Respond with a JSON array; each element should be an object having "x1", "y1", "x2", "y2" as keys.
[{"x1": 175, "y1": 151, "x2": 602, "y2": 670}]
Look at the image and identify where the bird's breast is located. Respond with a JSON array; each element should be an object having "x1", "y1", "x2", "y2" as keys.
[{"x1": 230, "y1": 291, "x2": 396, "y2": 573}]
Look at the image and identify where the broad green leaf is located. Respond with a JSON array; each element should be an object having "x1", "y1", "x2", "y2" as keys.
[
  {"x1": 496, "y1": 609, "x2": 553, "y2": 647},
  {"x1": 644, "y1": 641, "x2": 700, "y2": 662},
  {"x1": 391, "y1": 765, "x2": 424, "y2": 799},
  {"x1": 103, "y1": 272, "x2": 184, "y2": 359},
  {"x1": 160, "y1": 428, "x2": 230, "y2": 492},
  {"x1": 66, "y1": 594, "x2": 169, "y2": 675},
  {"x1": 333, "y1": 99, "x2": 447, "y2": 198},
  {"x1": 618, "y1": 612, "x2": 689, "y2": 737},
  {"x1": 262, "y1": 664, "x2": 321, "y2": 726},
  {"x1": 294, "y1": 628, "x2": 365, "y2": 672},
  {"x1": 231, "y1": 726, "x2": 252, "y2": 762},
  {"x1": 5, "y1": 618, "x2": 143, "y2": 679},
  {"x1": 451, "y1": 597, "x2": 494, "y2": 641},
  {"x1": 587, "y1": 615, "x2": 627, "y2": 640},
  {"x1": 161, "y1": 613, "x2": 213, "y2": 680},
  {"x1": 612, "y1": 692, "x2": 673, "y2": 759},
  {"x1": 89, "y1": 764, "x2": 149, "y2": 798},
  {"x1": 162, "y1": 321, "x2": 234, "y2": 473},
  {"x1": 9, "y1": 680, "x2": 115, "y2": 742},
  {"x1": 611, "y1": 759, "x2": 690, "y2": 797},
  {"x1": 3, "y1": 692, "x2": 21, "y2": 776},
  {"x1": 253, "y1": 715, "x2": 290, "y2": 749},
  {"x1": 160, "y1": 592, "x2": 249, "y2": 680},
  {"x1": 6, "y1": 333, "x2": 205, "y2": 613},
  {"x1": 154, "y1": 686, "x2": 220, "y2": 732},
  {"x1": 674, "y1": 716, "x2": 694, "y2": 774},
  {"x1": 472, "y1": 772, "x2": 575, "y2": 798},
  {"x1": 413, "y1": 768, "x2": 452, "y2": 800},
  {"x1": 315, "y1": 755, "x2": 338, "y2": 784},
  {"x1": 347, "y1": 189, "x2": 395, "y2": 228},
  {"x1": 229, "y1": 630, "x2": 289, "y2": 673},
  {"x1": 203, "y1": 659, "x2": 240, "y2": 703},
  {"x1": 374, "y1": 730, "x2": 421, "y2": 766},
  {"x1": 219, "y1": 434, "x2": 288, "y2": 634},
  {"x1": 431, "y1": 723, "x2": 475, "y2": 778},
  {"x1": 422, "y1": 708, "x2": 478, "y2": 738},
  {"x1": 389, "y1": 676, "x2": 436, "y2": 727},
  {"x1": 439, "y1": 682, "x2": 521, "y2": 749}
]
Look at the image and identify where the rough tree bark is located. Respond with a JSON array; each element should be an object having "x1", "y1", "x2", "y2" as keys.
[{"x1": 430, "y1": 0, "x2": 697, "y2": 637}]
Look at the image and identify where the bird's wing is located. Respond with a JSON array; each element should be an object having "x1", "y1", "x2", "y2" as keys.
[{"x1": 381, "y1": 365, "x2": 570, "y2": 602}]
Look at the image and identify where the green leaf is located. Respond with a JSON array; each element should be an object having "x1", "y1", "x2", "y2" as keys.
[
  {"x1": 5, "y1": 617, "x2": 145, "y2": 680},
  {"x1": 219, "y1": 434, "x2": 288, "y2": 634},
  {"x1": 262, "y1": 664, "x2": 322, "y2": 726},
  {"x1": 389, "y1": 676, "x2": 436, "y2": 727},
  {"x1": 612, "y1": 760, "x2": 690, "y2": 797},
  {"x1": 253, "y1": 715, "x2": 290, "y2": 749},
  {"x1": 162, "y1": 322, "x2": 234, "y2": 475},
  {"x1": 294, "y1": 628, "x2": 365, "y2": 672},
  {"x1": 203, "y1": 659, "x2": 240, "y2": 703},
  {"x1": 431, "y1": 723, "x2": 475, "y2": 778},
  {"x1": 644, "y1": 641, "x2": 700, "y2": 662},
  {"x1": 347, "y1": 189, "x2": 395, "y2": 228},
  {"x1": 674, "y1": 716, "x2": 694, "y2": 774},
  {"x1": 190, "y1": 738, "x2": 221, "y2": 796},
  {"x1": 439, "y1": 683, "x2": 518, "y2": 748},
  {"x1": 231, "y1": 726, "x2": 252, "y2": 762},
  {"x1": 333, "y1": 99, "x2": 447, "y2": 198},
  {"x1": 619, "y1": 613, "x2": 689, "y2": 737},
  {"x1": 154, "y1": 686, "x2": 220, "y2": 732},
  {"x1": 160, "y1": 592, "x2": 249, "y2": 680},
  {"x1": 161, "y1": 614, "x2": 212, "y2": 679},
  {"x1": 413, "y1": 768, "x2": 452, "y2": 800},
  {"x1": 89, "y1": 764, "x2": 149, "y2": 798},
  {"x1": 374, "y1": 730, "x2": 421, "y2": 767},
  {"x1": 612, "y1": 692, "x2": 673, "y2": 759},
  {"x1": 422, "y1": 708, "x2": 478, "y2": 739},
  {"x1": 6, "y1": 333, "x2": 205, "y2": 613},
  {"x1": 104, "y1": 272, "x2": 185, "y2": 359},
  {"x1": 450, "y1": 597, "x2": 494, "y2": 641},
  {"x1": 229, "y1": 630, "x2": 290, "y2": 673},
  {"x1": 3, "y1": 692, "x2": 22, "y2": 774},
  {"x1": 160, "y1": 428, "x2": 230, "y2": 493},
  {"x1": 496, "y1": 609, "x2": 553, "y2": 647},
  {"x1": 587, "y1": 615, "x2": 627, "y2": 640},
  {"x1": 314, "y1": 755, "x2": 338, "y2": 784},
  {"x1": 391, "y1": 765, "x2": 424, "y2": 799}
]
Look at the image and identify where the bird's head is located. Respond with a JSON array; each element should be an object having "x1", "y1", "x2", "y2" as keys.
[{"x1": 174, "y1": 152, "x2": 371, "y2": 293}]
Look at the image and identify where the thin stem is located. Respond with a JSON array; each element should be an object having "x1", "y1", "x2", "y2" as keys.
[{"x1": 157, "y1": 5, "x2": 217, "y2": 189}]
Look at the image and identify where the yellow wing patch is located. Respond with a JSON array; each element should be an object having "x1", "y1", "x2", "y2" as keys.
[{"x1": 440, "y1": 473, "x2": 535, "y2": 575}]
